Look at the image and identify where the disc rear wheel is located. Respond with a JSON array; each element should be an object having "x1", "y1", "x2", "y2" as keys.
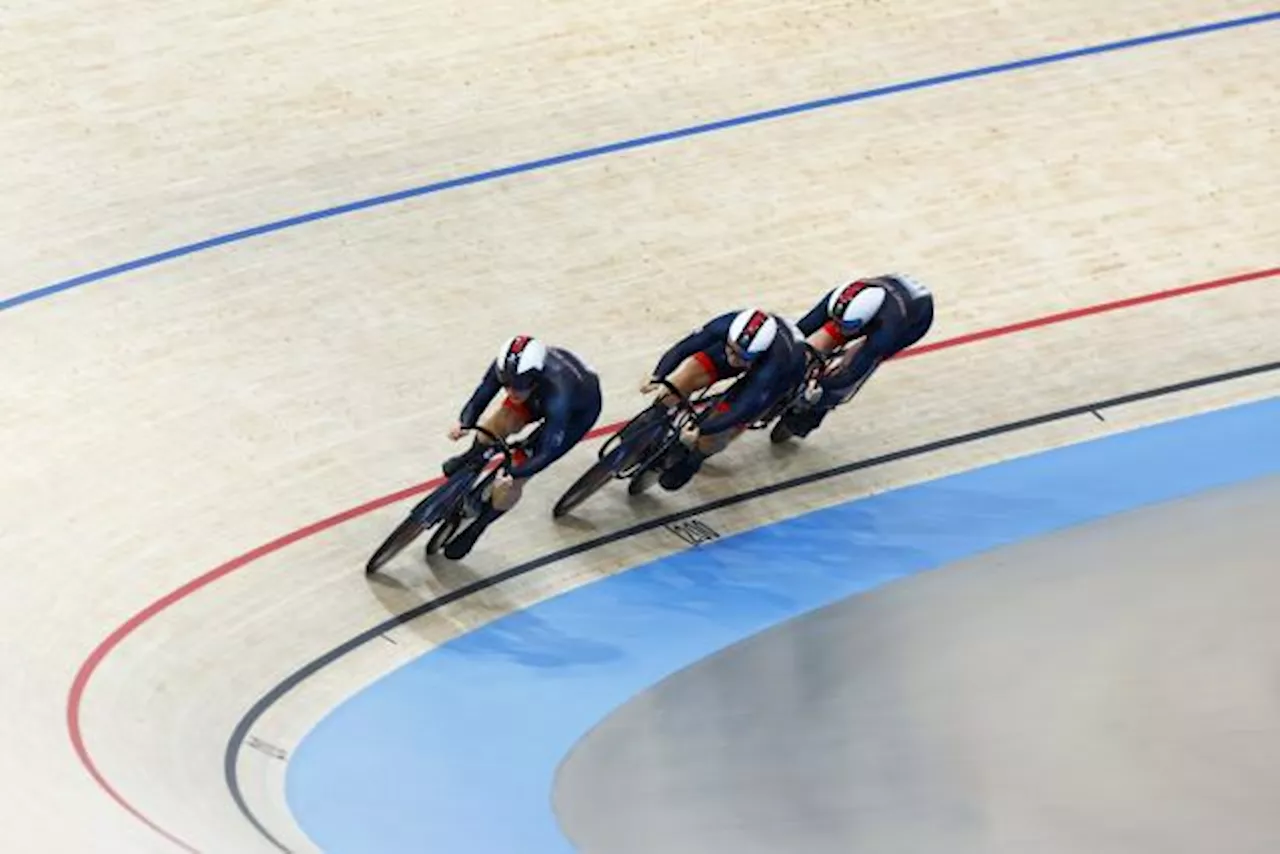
[
  {"x1": 770, "y1": 417, "x2": 794, "y2": 444},
  {"x1": 627, "y1": 462, "x2": 663, "y2": 496},
  {"x1": 425, "y1": 515, "x2": 462, "y2": 556}
]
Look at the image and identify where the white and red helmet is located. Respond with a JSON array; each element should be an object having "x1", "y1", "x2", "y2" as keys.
[
  {"x1": 727, "y1": 309, "x2": 779, "y2": 362},
  {"x1": 827, "y1": 281, "x2": 886, "y2": 334},
  {"x1": 495, "y1": 335, "x2": 548, "y2": 391}
]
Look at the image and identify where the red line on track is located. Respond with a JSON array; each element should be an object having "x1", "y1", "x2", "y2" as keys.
[
  {"x1": 66, "y1": 265, "x2": 1278, "y2": 851},
  {"x1": 898, "y1": 268, "x2": 1277, "y2": 358}
]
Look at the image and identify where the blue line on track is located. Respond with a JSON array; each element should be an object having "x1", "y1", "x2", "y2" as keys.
[{"x1": 4, "y1": 11, "x2": 1276, "y2": 314}]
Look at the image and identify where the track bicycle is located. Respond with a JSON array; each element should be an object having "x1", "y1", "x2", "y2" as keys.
[{"x1": 365, "y1": 425, "x2": 533, "y2": 574}]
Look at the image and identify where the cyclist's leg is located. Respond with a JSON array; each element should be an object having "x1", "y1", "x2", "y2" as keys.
[
  {"x1": 693, "y1": 349, "x2": 796, "y2": 459},
  {"x1": 804, "y1": 321, "x2": 844, "y2": 356},
  {"x1": 788, "y1": 300, "x2": 931, "y2": 438},
  {"x1": 692, "y1": 389, "x2": 748, "y2": 456},
  {"x1": 490, "y1": 474, "x2": 525, "y2": 512},
  {"x1": 661, "y1": 390, "x2": 749, "y2": 491},
  {"x1": 445, "y1": 418, "x2": 530, "y2": 558},
  {"x1": 497, "y1": 380, "x2": 600, "y2": 510},
  {"x1": 697, "y1": 424, "x2": 745, "y2": 456},
  {"x1": 620, "y1": 351, "x2": 722, "y2": 451},
  {"x1": 443, "y1": 395, "x2": 532, "y2": 475},
  {"x1": 782, "y1": 343, "x2": 881, "y2": 437},
  {"x1": 623, "y1": 350, "x2": 722, "y2": 465},
  {"x1": 659, "y1": 351, "x2": 724, "y2": 404},
  {"x1": 480, "y1": 395, "x2": 534, "y2": 441},
  {"x1": 484, "y1": 399, "x2": 541, "y2": 511},
  {"x1": 450, "y1": 390, "x2": 598, "y2": 558},
  {"x1": 490, "y1": 442, "x2": 533, "y2": 512}
]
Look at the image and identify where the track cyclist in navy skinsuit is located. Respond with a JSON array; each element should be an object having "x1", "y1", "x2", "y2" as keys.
[
  {"x1": 774, "y1": 273, "x2": 934, "y2": 441},
  {"x1": 640, "y1": 308, "x2": 807, "y2": 491},
  {"x1": 441, "y1": 335, "x2": 602, "y2": 558}
]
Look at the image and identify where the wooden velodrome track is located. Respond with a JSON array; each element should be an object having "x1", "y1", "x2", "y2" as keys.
[{"x1": 1, "y1": 1, "x2": 1277, "y2": 851}]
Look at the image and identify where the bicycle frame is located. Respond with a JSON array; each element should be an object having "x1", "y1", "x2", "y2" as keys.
[
  {"x1": 411, "y1": 425, "x2": 531, "y2": 520},
  {"x1": 597, "y1": 378, "x2": 723, "y2": 479}
]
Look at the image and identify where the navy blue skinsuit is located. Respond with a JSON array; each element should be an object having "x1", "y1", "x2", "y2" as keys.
[
  {"x1": 458, "y1": 347, "x2": 602, "y2": 479},
  {"x1": 796, "y1": 275, "x2": 934, "y2": 408},
  {"x1": 651, "y1": 311, "x2": 807, "y2": 434}
]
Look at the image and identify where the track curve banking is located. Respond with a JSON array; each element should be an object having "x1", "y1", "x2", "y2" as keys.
[
  {"x1": 1, "y1": 2, "x2": 1276, "y2": 852},
  {"x1": 79, "y1": 273, "x2": 1279, "y2": 850}
]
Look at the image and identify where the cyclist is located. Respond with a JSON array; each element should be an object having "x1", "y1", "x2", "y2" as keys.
[
  {"x1": 441, "y1": 335, "x2": 602, "y2": 558},
  {"x1": 639, "y1": 308, "x2": 806, "y2": 490},
  {"x1": 774, "y1": 273, "x2": 934, "y2": 441}
]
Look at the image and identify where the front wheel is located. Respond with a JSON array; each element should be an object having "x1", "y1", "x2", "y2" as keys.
[
  {"x1": 553, "y1": 445, "x2": 627, "y2": 518},
  {"x1": 366, "y1": 516, "x2": 428, "y2": 575},
  {"x1": 367, "y1": 468, "x2": 479, "y2": 574}
]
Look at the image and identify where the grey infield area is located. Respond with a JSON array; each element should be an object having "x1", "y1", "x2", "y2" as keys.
[{"x1": 554, "y1": 475, "x2": 1280, "y2": 854}]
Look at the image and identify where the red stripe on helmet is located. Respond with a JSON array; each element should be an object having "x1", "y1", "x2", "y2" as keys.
[
  {"x1": 832, "y1": 281, "x2": 869, "y2": 320},
  {"x1": 503, "y1": 335, "x2": 530, "y2": 381},
  {"x1": 735, "y1": 310, "x2": 768, "y2": 350}
]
